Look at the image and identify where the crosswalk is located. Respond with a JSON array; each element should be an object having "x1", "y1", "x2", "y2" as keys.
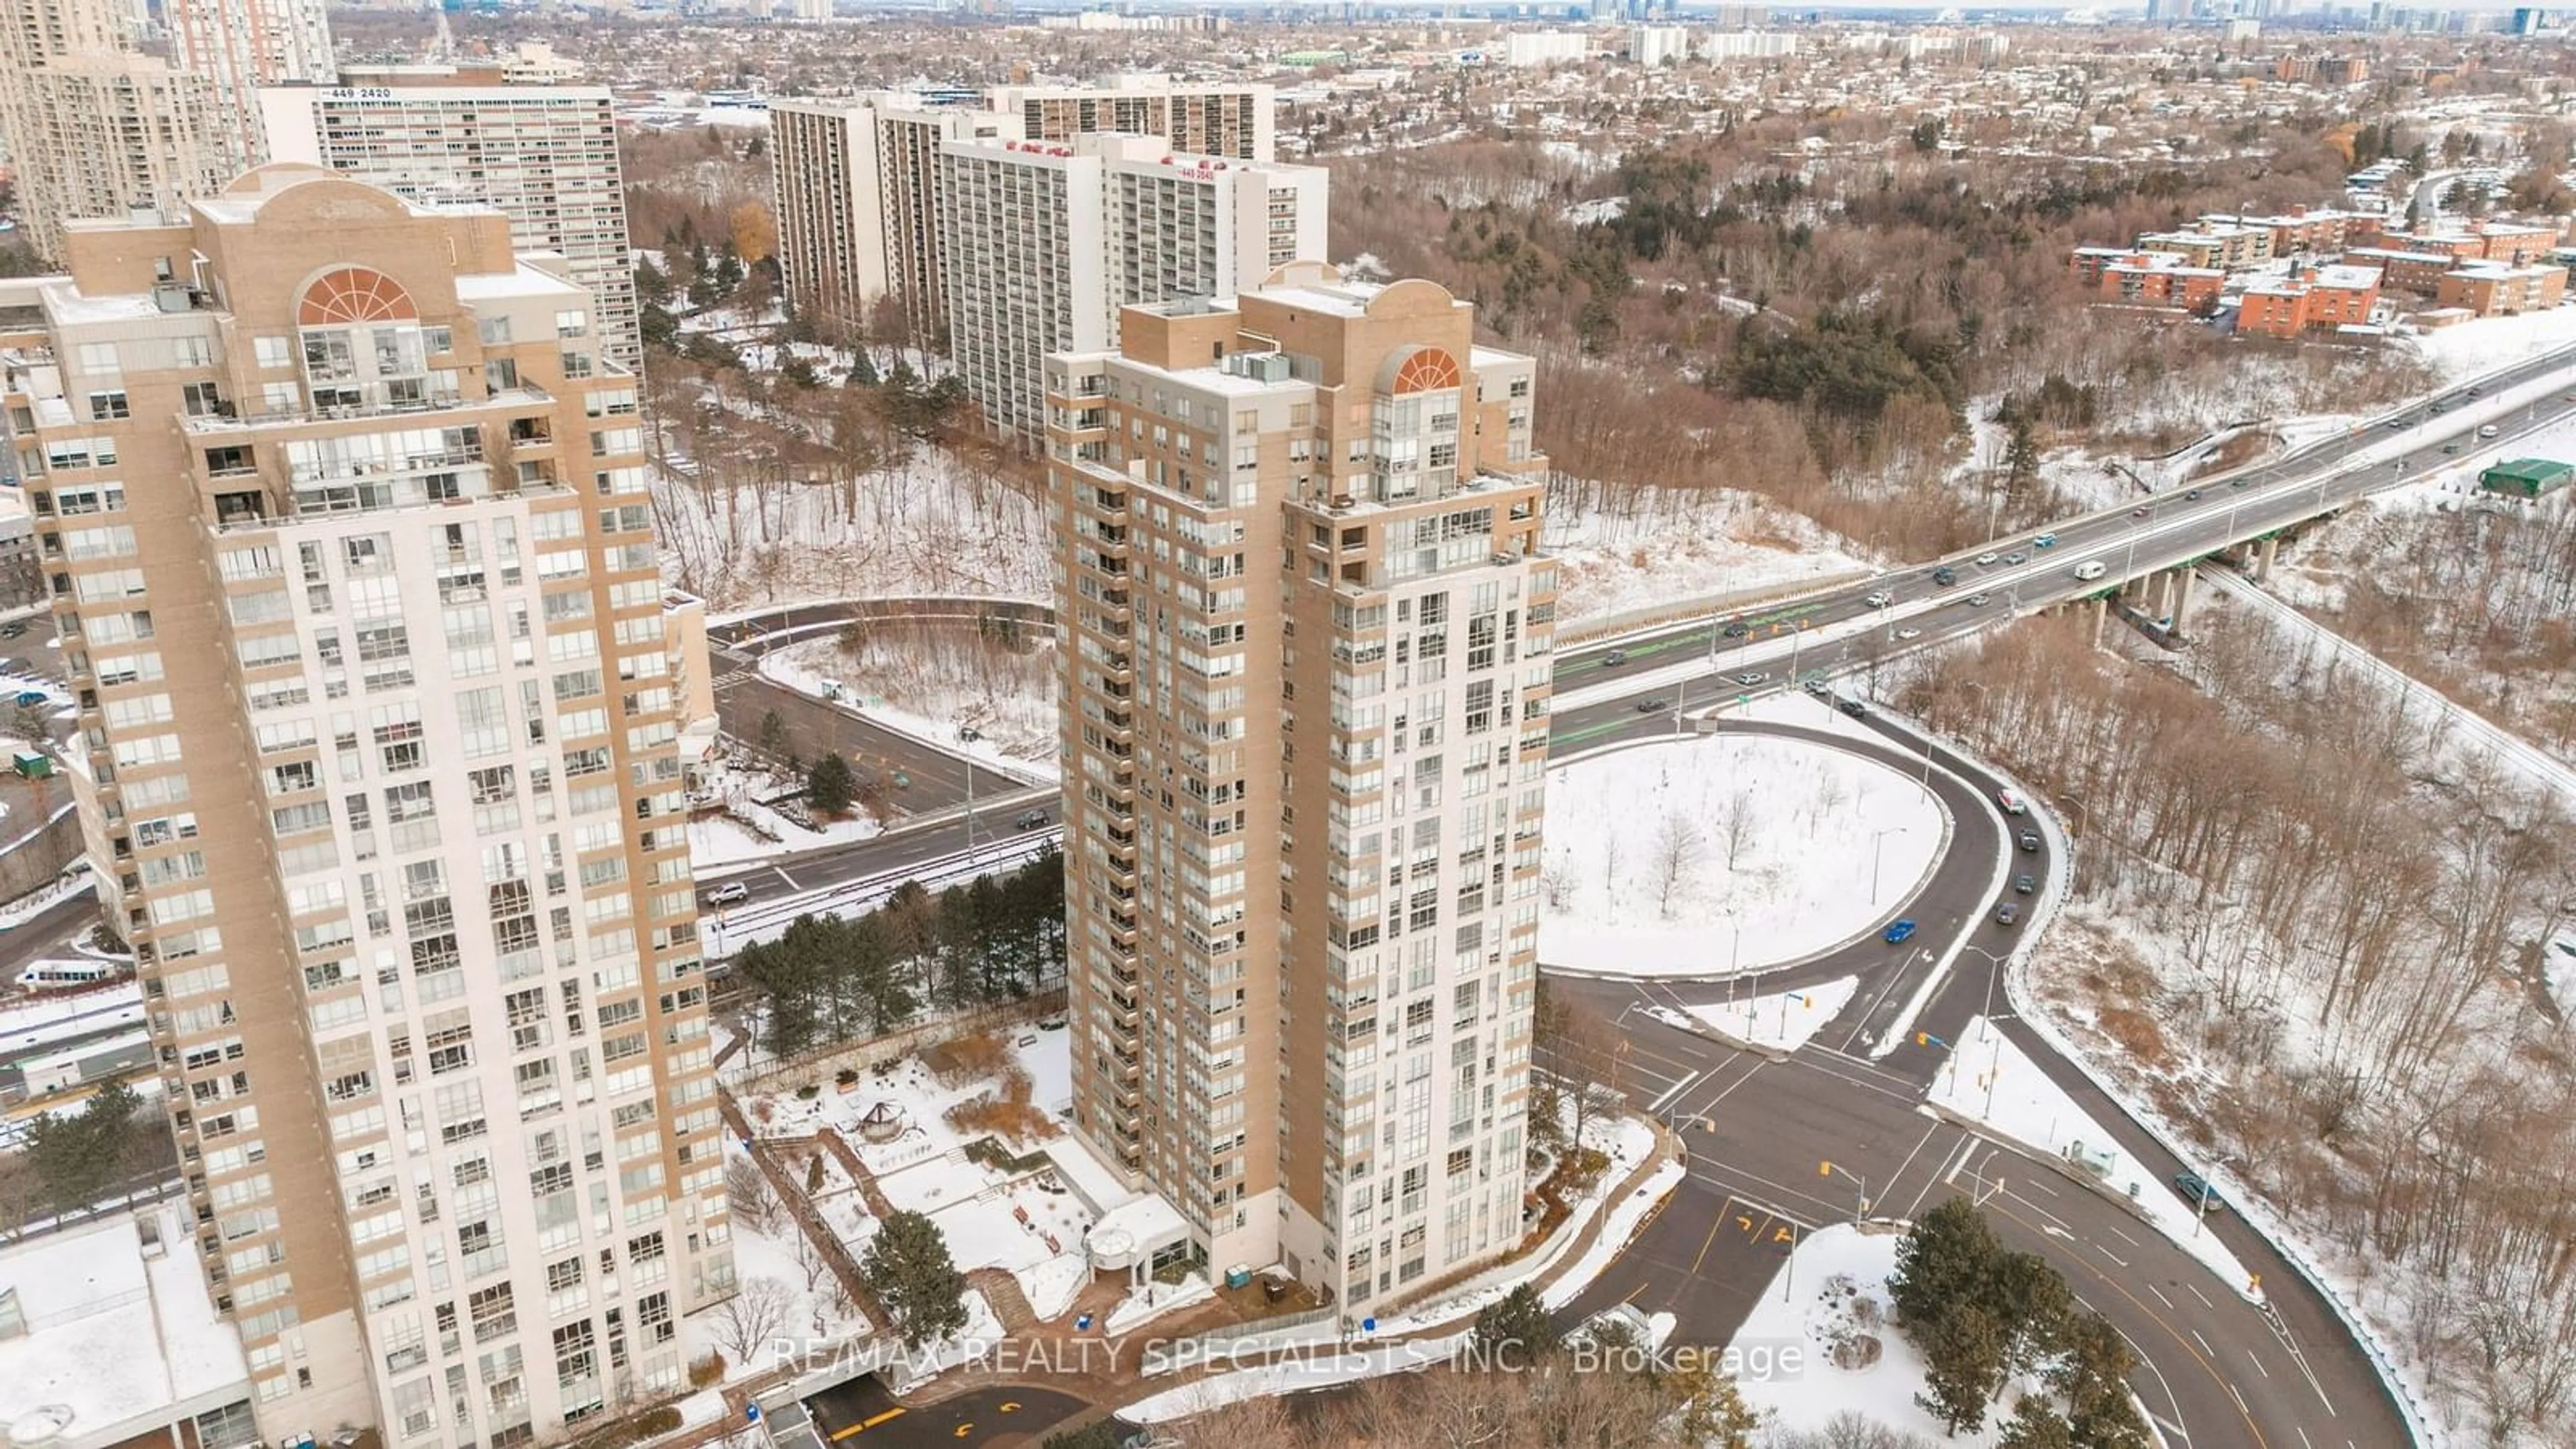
[{"x1": 711, "y1": 667, "x2": 756, "y2": 690}]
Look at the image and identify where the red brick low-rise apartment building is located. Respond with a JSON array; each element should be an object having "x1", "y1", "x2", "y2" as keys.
[{"x1": 2237, "y1": 264, "x2": 2382, "y2": 338}]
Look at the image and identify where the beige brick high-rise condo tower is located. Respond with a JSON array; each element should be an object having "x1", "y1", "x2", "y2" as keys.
[
  {"x1": 0, "y1": 164, "x2": 733, "y2": 1446},
  {"x1": 1045, "y1": 263, "x2": 1554, "y2": 1309}
]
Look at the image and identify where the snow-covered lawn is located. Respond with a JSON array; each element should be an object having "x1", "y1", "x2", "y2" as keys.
[
  {"x1": 747, "y1": 1028, "x2": 1099, "y2": 1323},
  {"x1": 1660, "y1": 974, "x2": 1859, "y2": 1053},
  {"x1": 1540, "y1": 735, "x2": 1943, "y2": 977},
  {"x1": 1928, "y1": 1015, "x2": 2260, "y2": 1302},
  {"x1": 1541, "y1": 478, "x2": 1863, "y2": 625},
  {"x1": 1728, "y1": 1222, "x2": 1998, "y2": 1444}
]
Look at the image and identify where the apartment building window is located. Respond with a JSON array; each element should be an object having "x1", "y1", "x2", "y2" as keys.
[{"x1": 87, "y1": 391, "x2": 129, "y2": 421}]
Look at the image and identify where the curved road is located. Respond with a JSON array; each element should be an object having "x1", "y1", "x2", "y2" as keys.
[{"x1": 1538, "y1": 706, "x2": 2403, "y2": 1449}]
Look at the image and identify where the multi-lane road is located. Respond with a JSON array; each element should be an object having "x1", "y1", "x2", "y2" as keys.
[{"x1": 1540, "y1": 340, "x2": 2576, "y2": 722}]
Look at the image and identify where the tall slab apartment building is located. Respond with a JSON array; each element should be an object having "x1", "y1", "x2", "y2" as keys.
[
  {"x1": 769, "y1": 77, "x2": 1279, "y2": 343},
  {"x1": 0, "y1": 166, "x2": 732, "y2": 1444},
  {"x1": 1045, "y1": 265, "x2": 1554, "y2": 1308}
]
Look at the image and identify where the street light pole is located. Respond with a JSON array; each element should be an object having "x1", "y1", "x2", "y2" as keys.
[
  {"x1": 1821, "y1": 1161, "x2": 1870, "y2": 1224},
  {"x1": 1870, "y1": 826, "x2": 1910, "y2": 906}
]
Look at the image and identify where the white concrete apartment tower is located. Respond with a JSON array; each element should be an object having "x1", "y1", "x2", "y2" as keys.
[
  {"x1": 1045, "y1": 265, "x2": 1552, "y2": 1307},
  {"x1": 0, "y1": 0, "x2": 238, "y2": 261},
  {"x1": 943, "y1": 134, "x2": 1326, "y2": 445},
  {"x1": 0, "y1": 166, "x2": 733, "y2": 1445},
  {"x1": 260, "y1": 76, "x2": 643, "y2": 369}
]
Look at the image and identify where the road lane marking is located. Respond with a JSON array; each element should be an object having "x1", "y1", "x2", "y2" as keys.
[
  {"x1": 771, "y1": 865, "x2": 802, "y2": 891},
  {"x1": 2105, "y1": 1223, "x2": 2141, "y2": 1248},
  {"x1": 1647, "y1": 1070, "x2": 1703, "y2": 1115},
  {"x1": 2149, "y1": 1284, "x2": 2176, "y2": 1309},
  {"x1": 1981, "y1": 1194, "x2": 2269, "y2": 1448},
  {"x1": 2192, "y1": 1329, "x2": 2216, "y2": 1356},
  {"x1": 2188, "y1": 1283, "x2": 2214, "y2": 1309},
  {"x1": 1688, "y1": 1210, "x2": 1729, "y2": 1277},
  {"x1": 2246, "y1": 1350, "x2": 2270, "y2": 1379}
]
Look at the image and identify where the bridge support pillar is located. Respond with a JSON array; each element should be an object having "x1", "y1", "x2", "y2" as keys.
[
  {"x1": 2090, "y1": 594, "x2": 2108, "y2": 648},
  {"x1": 2171, "y1": 568, "x2": 2196, "y2": 634},
  {"x1": 2257, "y1": 535, "x2": 2280, "y2": 580}
]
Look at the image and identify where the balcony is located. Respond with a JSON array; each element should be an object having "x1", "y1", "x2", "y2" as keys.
[{"x1": 1107, "y1": 910, "x2": 1139, "y2": 948}]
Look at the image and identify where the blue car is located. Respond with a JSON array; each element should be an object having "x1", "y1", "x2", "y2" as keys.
[
  {"x1": 1884, "y1": 919, "x2": 1917, "y2": 945},
  {"x1": 2173, "y1": 1172, "x2": 2226, "y2": 1213},
  {"x1": 2033, "y1": 533, "x2": 2058, "y2": 548}
]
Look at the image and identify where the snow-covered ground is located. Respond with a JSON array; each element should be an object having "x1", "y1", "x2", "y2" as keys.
[
  {"x1": 1929, "y1": 1016, "x2": 2260, "y2": 1301},
  {"x1": 1540, "y1": 735, "x2": 1943, "y2": 977},
  {"x1": 688, "y1": 757, "x2": 884, "y2": 871},
  {"x1": 759, "y1": 636, "x2": 1057, "y2": 782},
  {"x1": 757, "y1": 647, "x2": 1059, "y2": 786},
  {"x1": 653, "y1": 443, "x2": 1050, "y2": 610},
  {"x1": 745, "y1": 1028, "x2": 1095, "y2": 1324},
  {"x1": 1727, "y1": 1223, "x2": 2008, "y2": 1444},
  {"x1": 2406, "y1": 305, "x2": 2576, "y2": 381},
  {"x1": 1541, "y1": 478, "x2": 1862, "y2": 625},
  {"x1": 1660, "y1": 974, "x2": 1860, "y2": 1053}
]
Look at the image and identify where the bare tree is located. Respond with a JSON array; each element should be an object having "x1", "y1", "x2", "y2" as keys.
[
  {"x1": 1719, "y1": 784, "x2": 1759, "y2": 872},
  {"x1": 708, "y1": 1277, "x2": 794, "y2": 1366},
  {"x1": 1651, "y1": 808, "x2": 1704, "y2": 918},
  {"x1": 725, "y1": 1155, "x2": 780, "y2": 1236}
]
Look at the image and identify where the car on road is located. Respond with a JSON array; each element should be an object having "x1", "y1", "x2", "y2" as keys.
[
  {"x1": 1864, "y1": 590, "x2": 1893, "y2": 608},
  {"x1": 1931, "y1": 566, "x2": 1957, "y2": 586},
  {"x1": 1975, "y1": 551, "x2": 2000, "y2": 566},
  {"x1": 1966, "y1": 592, "x2": 1991, "y2": 606},
  {"x1": 1722, "y1": 621, "x2": 1750, "y2": 638},
  {"x1": 2387, "y1": 417, "x2": 2408, "y2": 429},
  {"x1": 2033, "y1": 533, "x2": 2057, "y2": 548},
  {"x1": 2172, "y1": 1173, "x2": 2226, "y2": 1213},
  {"x1": 2130, "y1": 506, "x2": 2150, "y2": 518},
  {"x1": 958, "y1": 726, "x2": 983, "y2": 744},
  {"x1": 2003, "y1": 551, "x2": 2027, "y2": 565},
  {"x1": 1637, "y1": 698, "x2": 1669, "y2": 713},
  {"x1": 2231, "y1": 478, "x2": 2249, "y2": 488},
  {"x1": 1015, "y1": 808, "x2": 1051, "y2": 830},
  {"x1": 1730, "y1": 671, "x2": 1769, "y2": 686},
  {"x1": 2467, "y1": 385, "x2": 2483, "y2": 398},
  {"x1": 2018, "y1": 830, "x2": 2041, "y2": 853},
  {"x1": 2013, "y1": 873, "x2": 2036, "y2": 894},
  {"x1": 0, "y1": 622, "x2": 22, "y2": 639},
  {"x1": 2443, "y1": 443, "x2": 2461, "y2": 455},
  {"x1": 704, "y1": 881, "x2": 750, "y2": 907},
  {"x1": 1996, "y1": 788, "x2": 2027, "y2": 814},
  {"x1": 1838, "y1": 696, "x2": 1871, "y2": 717},
  {"x1": 1601, "y1": 649, "x2": 1628, "y2": 666},
  {"x1": 1802, "y1": 678, "x2": 1829, "y2": 697},
  {"x1": 1883, "y1": 919, "x2": 1918, "y2": 944},
  {"x1": 1893, "y1": 627, "x2": 1921, "y2": 641},
  {"x1": 1995, "y1": 902, "x2": 2020, "y2": 926},
  {"x1": 2479, "y1": 424, "x2": 2500, "y2": 439},
  {"x1": 2184, "y1": 488, "x2": 2202, "y2": 500}
]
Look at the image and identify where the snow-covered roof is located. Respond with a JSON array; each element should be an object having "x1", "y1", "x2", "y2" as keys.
[
  {"x1": 0, "y1": 1203, "x2": 251, "y2": 1449},
  {"x1": 453, "y1": 260, "x2": 587, "y2": 304},
  {"x1": 2311, "y1": 264, "x2": 2382, "y2": 290}
]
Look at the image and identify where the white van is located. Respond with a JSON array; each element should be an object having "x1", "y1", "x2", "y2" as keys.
[
  {"x1": 1996, "y1": 788, "x2": 2028, "y2": 816},
  {"x1": 2072, "y1": 561, "x2": 2108, "y2": 582}
]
